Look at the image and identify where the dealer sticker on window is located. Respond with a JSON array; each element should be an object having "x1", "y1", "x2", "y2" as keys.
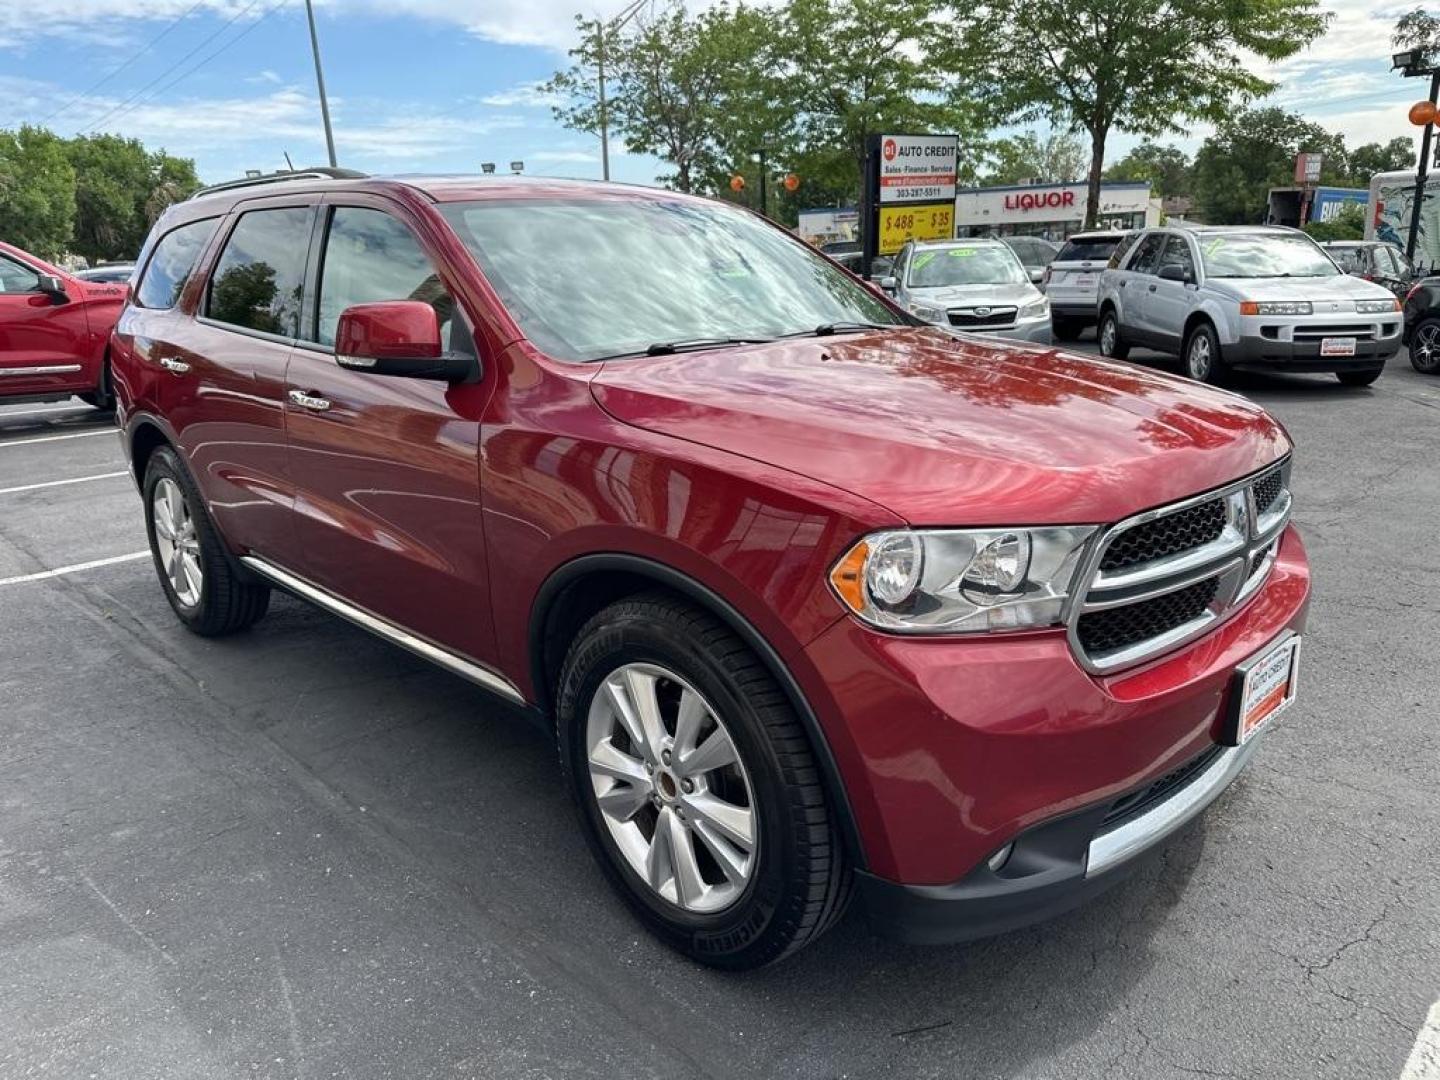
[{"x1": 1225, "y1": 635, "x2": 1301, "y2": 745}]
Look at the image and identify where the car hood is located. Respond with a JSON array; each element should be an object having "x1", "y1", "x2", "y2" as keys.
[
  {"x1": 907, "y1": 282, "x2": 1040, "y2": 306},
  {"x1": 590, "y1": 329, "x2": 1290, "y2": 526},
  {"x1": 1205, "y1": 274, "x2": 1396, "y2": 305}
]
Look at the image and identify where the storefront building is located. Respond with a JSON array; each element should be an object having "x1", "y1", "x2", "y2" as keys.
[{"x1": 954, "y1": 181, "x2": 1159, "y2": 242}]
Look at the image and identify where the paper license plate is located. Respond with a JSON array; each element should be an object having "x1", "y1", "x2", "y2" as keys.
[
  {"x1": 1074, "y1": 274, "x2": 1096, "y2": 288},
  {"x1": 1319, "y1": 337, "x2": 1356, "y2": 357},
  {"x1": 1224, "y1": 635, "x2": 1301, "y2": 745}
]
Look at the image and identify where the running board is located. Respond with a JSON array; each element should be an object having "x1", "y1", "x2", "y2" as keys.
[{"x1": 240, "y1": 555, "x2": 525, "y2": 706}]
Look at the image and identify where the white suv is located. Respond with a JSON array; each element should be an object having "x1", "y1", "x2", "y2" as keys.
[{"x1": 1095, "y1": 226, "x2": 1404, "y2": 386}]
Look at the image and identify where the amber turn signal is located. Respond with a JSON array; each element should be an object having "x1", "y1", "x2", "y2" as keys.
[{"x1": 829, "y1": 539, "x2": 870, "y2": 612}]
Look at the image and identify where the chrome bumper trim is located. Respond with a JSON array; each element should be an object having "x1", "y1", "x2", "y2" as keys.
[
  {"x1": 1085, "y1": 735, "x2": 1262, "y2": 877},
  {"x1": 239, "y1": 555, "x2": 526, "y2": 705}
]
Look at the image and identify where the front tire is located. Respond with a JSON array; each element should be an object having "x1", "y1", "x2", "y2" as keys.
[
  {"x1": 79, "y1": 356, "x2": 115, "y2": 411},
  {"x1": 1182, "y1": 322, "x2": 1224, "y2": 384},
  {"x1": 557, "y1": 593, "x2": 851, "y2": 969},
  {"x1": 143, "y1": 446, "x2": 270, "y2": 636},
  {"x1": 1410, "y1": 318, "x2": 1440, "y2": 374},
  {"x1": 1335, "y1": 367, "x2": 1383, "y2": 387},
  {"x1": 1097, "y1": 309, "x2": 1129, "y2": 359}
]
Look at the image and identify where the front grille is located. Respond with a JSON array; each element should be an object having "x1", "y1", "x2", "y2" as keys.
[
  {"x1": 948, "y1": 307, "x2": 1017, "y2": 329},
  {"x1": 1099, "y1": 498, "x2": 1226, "y2": 572},
  {"x1": 1100, "y1": 745, "x2": 1226, "y2": 831},
  {"x1": 1077, "y1": 576, "x2": 1219, "y2": 654},
  {"x1": 1293, "y1": 324, "x2": 1375, "y2": 340},
  {"x1": 1252, "y1": 469, "x2": 1282, "y2": 515},
  {"x1": 1070, "y1": 462, "x2": 1292, "y2": 673}
]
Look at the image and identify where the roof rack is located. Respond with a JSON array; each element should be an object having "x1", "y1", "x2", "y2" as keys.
[{"x1": 189, "y1": 167, "x2": 368, "y2": 200}]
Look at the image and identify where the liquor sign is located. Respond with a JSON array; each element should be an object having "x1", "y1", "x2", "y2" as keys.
[{"x1": 862, "y1": 133, "x2": 960, "y2": 270}]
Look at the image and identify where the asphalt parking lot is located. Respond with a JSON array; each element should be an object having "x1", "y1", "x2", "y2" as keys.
[{"x1": 2, "y1": 343, "x2": 1438, "y2": 1080}]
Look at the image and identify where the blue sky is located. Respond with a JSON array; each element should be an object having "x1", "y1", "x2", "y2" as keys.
[{"x1": 0, "y1": 0, "x2": 1426, "y2": 188}]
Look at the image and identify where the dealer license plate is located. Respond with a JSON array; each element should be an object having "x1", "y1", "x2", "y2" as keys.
[
  {"x1": 1225, "y1": 635, "x2": 1301, "y2": 745},
  {"x1": 1074, "y1": 274, "x2": 1096, "y2": 288},
  {"x1": 1320, "y1": 337, "x2": 1356, "y2": 357}
]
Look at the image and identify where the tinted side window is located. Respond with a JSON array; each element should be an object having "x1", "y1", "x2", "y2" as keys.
[
  {"x1": 0, "y1": 254, "x2": 41, "y2": 294},
  {"x1": 1159, "y1": 236, "x2": 1195, "y2": 278},
  {"x1": 1329, "y1": 248, "x2": 1363, "y2": 273},
  {"x1": 1129, "y1": 233, "x2": 1167, "y2": 274},
  {"x1": 314, "y1": 207, "x2": 454, "y2": 348},
  {"x1": 135, "y1": 219, "x2": 218, "y2": 310},
  {"x1": 206, "y1": 208, "x2": 312, "y2": 337}
]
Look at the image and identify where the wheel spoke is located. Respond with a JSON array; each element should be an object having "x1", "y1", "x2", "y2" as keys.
[
  {"x1": 589, "y1": 738, "x2": 649, "y2": 786},
  {"x1": 677, "y1": 725, "x2": 736, "y2": 778},
  {"x1": 622, "y1": 667, "x2": 668, "y2": 762},
  {"x1": 165, "y1": 483, "x2": 185, "y2": 530},
  {"x1": 681, "y1": 790, "x2": 753, "y2": 851},
  {"x1": 180, "y1": 554, "x2": 203, "y2": 598},
  {"x1": 645, "y1": 806, "x2": 676, "y2": 894},
  {"x1": 603, "y1": 675, "x2": 650, "y2": 759},
  {"x1": 154, "y1": 505, "x2": 176, "y2": 541},
  {"x1": 672, "y1": 688, "x2": 708, "y2": 758},
  {"x1": 668, "y1": 810, "x2": 706, "y2": 908},
  {"x1": 691, "y1": 817, "x2": 750, "y2": 887},
  {"x1": 595, "y1": 779, "x2": 650, "y2": 823},
  {"x1": 167, "y1": 545, "x2": 184, "y2": 585}
]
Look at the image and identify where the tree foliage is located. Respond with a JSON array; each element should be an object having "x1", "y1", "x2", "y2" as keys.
[
  {"x1": 982, "y1": 128, "x2": 1087, "y2": 185},
  {"x1": 1347, "y1": 138, "x2": 1417, "y2": 180},
  {"x1": 0, "y1": 126, "x2": 77, "y2": 258},
  {"x1": 1104, "y1": 141, "x2": 1192, "y2": 197},
  {"x1": 1302, "y1": 201, "x2": 1365, "y2": 242},
  {"x1": 942, "y1": 0, "x2": 1329, "y2": 227},
  {"x1": 1393, "y1": 7, "x2": 1440, "y2": 56}
]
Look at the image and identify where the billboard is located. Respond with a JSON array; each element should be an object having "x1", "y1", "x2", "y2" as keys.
[
  {"x1": 1367, "y1": 170, "x2": 1440, "y2": 272},
  {"x1": 861, "y1": 133, "x2": 960, "y2": 269}
]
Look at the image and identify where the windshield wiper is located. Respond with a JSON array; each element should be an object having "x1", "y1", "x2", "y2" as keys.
[
  {"x1": 643, "y1": 336, "x2": 774, "y2": 356},
  {"x1": 778, "y1": 320, "x2": 904, "y2": 339}
]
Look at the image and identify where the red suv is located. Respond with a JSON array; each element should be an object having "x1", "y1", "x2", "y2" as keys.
[
  {"x1": 111, "y1": 172, "x2": 1310, "y2": 969},
  {"x1": 1, "y1": 240, "x2": 127, "y2": 408}
]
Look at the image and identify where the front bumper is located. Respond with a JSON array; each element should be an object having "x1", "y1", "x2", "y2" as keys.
[
  {"x1": 801, "y1": 525, "x2": 1310, "y2": 943},
  {"x1": 1228, "y1": 318, "x2": 1402, "y2": 371},
  {"x1": 962, "y1": 315, "x2": 1053, "y2": 344}
]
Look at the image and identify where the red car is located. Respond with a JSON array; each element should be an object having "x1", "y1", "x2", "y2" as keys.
[
  {"x1": 0, "y1": 240, "x2": 127, "y2": 408},
  {"x1": 111, "y1": 172, "x2": 1310, "y2": 969}
]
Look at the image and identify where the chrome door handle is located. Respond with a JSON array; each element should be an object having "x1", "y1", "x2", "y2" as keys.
[
  {"x1": 159, "y1": 357, "x2": 191, "y2": 374},
  {"x1": 288, "y1": 389, "x2": 331, "y2": 411}
]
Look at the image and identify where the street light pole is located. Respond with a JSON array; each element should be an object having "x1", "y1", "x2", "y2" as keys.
[
  {"x1": 304, "y1": 0, "x2": 338, "y2": 169},
  {"x1": 1406, "y1": 69, "x2": 1439, "y2": 264},
  {"x1": 595, "y1": 0, "x2": 645, "y2": 182}
]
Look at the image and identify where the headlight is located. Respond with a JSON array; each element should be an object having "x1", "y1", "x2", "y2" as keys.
[
  {"x1": 829, "y1": 527, "x2": 1097, "y2": 634},
  {"x1": 1020, "y1": 297, "x2": 1050, "y2": 319},
  {"x1": 1356, "y1": 298, "x2": 1401, "y2": 314},
  {"x1": 1240, "y1": 301, "x2": 1312, "y2": 316},
  {"x1": 908, "y1": 301, "x2": 947, "y2": 323}
]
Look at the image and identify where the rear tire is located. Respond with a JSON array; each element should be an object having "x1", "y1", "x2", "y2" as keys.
[
  {"x1": 557, "y1": 592, "x2": 851, "y2": 969},
  {"x1": 1052, "y1": 319, "x2": 1084, "y2": 343},
  {"x1": 1097, "y1": 309, "x2": 1129, "y2": 359},
  {"x1": 143, "y1": 446, "x2": 270, "y2": 636},
  {"x1": 1410, "y1": 318, "x2": 1440, "y2": 374},
  {"x1": 1335, "y1": 367, "x2": 1383, "y2": 387}
]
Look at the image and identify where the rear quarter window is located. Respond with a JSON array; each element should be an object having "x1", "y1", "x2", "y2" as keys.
[{"x1": 135, "y1": 219, "x2": 219, "y2": 310}]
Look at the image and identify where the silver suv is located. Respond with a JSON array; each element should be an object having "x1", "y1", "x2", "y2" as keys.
[
  {"x1": 884, "y1": 237, "x2": 1051, "y2": 343},
  {"x1": 1096, "y1": 226, "x2": 1404, "y2": 386}
]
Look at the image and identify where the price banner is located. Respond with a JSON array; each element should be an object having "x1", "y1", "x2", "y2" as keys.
[{"x1": 878, "y1": 202, "x2": 954, "y2": 254}]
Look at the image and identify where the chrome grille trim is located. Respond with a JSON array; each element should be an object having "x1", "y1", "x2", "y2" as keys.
[{"x1": 1067, "y1": 458, "x2": 1291, "y2": 674}]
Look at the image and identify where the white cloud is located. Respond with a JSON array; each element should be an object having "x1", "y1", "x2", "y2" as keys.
[
  {"x1": 481, "y1": 81, "x2": 563, "y2": 108},
  {"x1": 246, "y1": 68, "x2": 284, "y2": 84},
  {"x1": 530, "y1": 149, "x2": 597, "y2": 162}
]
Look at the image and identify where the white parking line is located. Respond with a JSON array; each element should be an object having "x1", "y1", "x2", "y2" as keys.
[
  {"x1": 0, "y1": 402, "x2": 91, "y2": 418},
  {"x1": 1402, "y1": 1000, "x2": 1440, "y2": 1079},
  {"x1": 0, "y1": 551, "x2": 149, "y2": 587},
  {"x1": 0, "y1": 471, "x2": 129, "y2": 496},
  {"x1": 0, "y1": 428, "x2": 116, "y2": 448}
]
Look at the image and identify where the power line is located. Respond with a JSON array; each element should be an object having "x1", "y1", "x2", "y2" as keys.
[
  {"x1": 77, "y1": 0, "x2": 270, "y2": 134},
  {"x1": 37, "y1": 0, "x2": 210, "y2": 128}
]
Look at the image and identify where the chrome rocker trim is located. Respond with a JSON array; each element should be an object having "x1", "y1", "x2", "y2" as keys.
[
  {"x1": 0, "y1": 364, "x2": 83, "y2": 377},
  {"x1": 240, "y1": 555, "x2": 526, "y2": 705}
]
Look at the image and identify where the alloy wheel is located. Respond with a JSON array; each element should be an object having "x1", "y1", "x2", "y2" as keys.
[
  {"x1": 1415, "y1": 324, "x2": 1440, "y2": 373},
  {"x1": 152, "y1": 477, "x2": 203, "y2": 607},
  {"x1": 1100, "y1": 317, "x2": 1117, "y2": 355},
  {"x1": 584, "y1": 662, "x2": 757, "y2": 914},
  {"x1": 1187, "y1": 333, "x2": 1213, "y2": 381}
]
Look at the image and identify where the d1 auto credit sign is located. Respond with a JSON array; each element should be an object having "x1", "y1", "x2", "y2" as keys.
[{"x1": 879, "y1": 134, "x2": 959, "y2": 204}]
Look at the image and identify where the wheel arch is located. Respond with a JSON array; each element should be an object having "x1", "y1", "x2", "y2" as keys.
[
  {"x1": 529, "y1": 552, "x2": 867, "y2": 868},
  {"x1": 128, "y1": 414, "x2": 173, "y2": 484}
]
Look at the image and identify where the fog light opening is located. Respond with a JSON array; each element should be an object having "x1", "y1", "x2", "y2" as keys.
[{"x1": 987, "y1": 842, "x2": 1015, "y2": 873}]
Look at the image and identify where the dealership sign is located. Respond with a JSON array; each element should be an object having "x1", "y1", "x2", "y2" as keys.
[{"x1": 862, "y1": 132, "x2": 960, "y2": 266}]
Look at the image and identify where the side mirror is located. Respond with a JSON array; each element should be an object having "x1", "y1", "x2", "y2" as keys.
[
  {"x1": 1028, "y1": 267, "x2": 1045, "y2": 284},
  {"x1": 37, "y1": 273, "x2": 68, "y2": 303},
  {"x1": 334, "y1": 301, "x2": 472, "y2": 381},
  {"x1": 1158, "y1": 264, "x2": 1193, "y2": 284},
  {"x1": 878, "y1": 275, "x2": 898, "y2": 293}
]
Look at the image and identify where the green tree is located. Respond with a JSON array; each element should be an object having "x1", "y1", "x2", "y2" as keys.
[
  {"x1": 1104, "y1": 141, "x2": 1191, "y2": 197},
  {"x1": 64, "y1": 134, "x2": 200, "y2": 262},
  {"x1": 1346, "y1": 138, "x2": 1416, "y2": 184},
  {"x1": 1303, "y1": 201, "x2": 1365, "y2": 242},
  {"x1": 1192, "y1": 108, "x2": 1349, "y2": 224},
  {"x1": 944, "y1": 0, "x2": 1328, "y2": 228},
  {"x1": 0, "y1": 125, "x2": 76, "y2": 258},
  {"x1": 1393, "y1": 7, "x2": 1440, "y2": 56},
  {"x1": 982, "y1": 128, "x2": 1087, "y2": 185}
]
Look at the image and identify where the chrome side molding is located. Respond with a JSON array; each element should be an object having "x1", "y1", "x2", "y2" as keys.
[
  {"x1": 0, "y1": 364, "x2": 83, "y2": 377},
  {"x1": 239, "y1": 555, "x2": 526, "y2": 705}
]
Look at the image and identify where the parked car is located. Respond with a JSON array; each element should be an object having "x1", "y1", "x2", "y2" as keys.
[
  {"x1": 0, "y1": 239, "x2": 127, "y2": 408},
  {"x1": 831, "y1": 250, "x2": 893, "y2": 279},
  {"x1": 1097, "y1": 226, "x2": 1403, "y2": 386},
  {"x1": 74, "y1": 262, "x2": 136, "y2": 284},
  {"x1": 884, "y1": 237, "x2": 1052, "y2": 343},
  {"x1": 1043, "y1": 230, "x2": 1137, "y2": 341},
  {"x1": 1403, "y1": 275, "x2": 1440, "y2": 374},
  {"x1": 1320, "y1": 241, "x2": 1418, "y2": 297},
  {"x1": 113, "y1": 172, "x2": 1309, "y2": 969},
  {"x1": 1000, "y1": 235, "x2": 1059, "y2": 284}
]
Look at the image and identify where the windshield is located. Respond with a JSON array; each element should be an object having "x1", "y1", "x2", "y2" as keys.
[
  {"x1": 438, "y1": 197, "x2": 901, "y2": 362},
  {"x1": 907, "y1": 245, "x2": 1028, "y2": 288},
  {"x1": 1198, "y1": 233, "x2": 1340, "y2": 279},
  {"x1": 1327, "y1": 247, "x2": 1364, "y2": 273},
  {"x1": 1056, "y1": 238, "x2": 1121, "y2": 263}
]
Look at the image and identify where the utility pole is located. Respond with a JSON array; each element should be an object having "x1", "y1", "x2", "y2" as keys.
[
  {"x1": 755, "y1": 148, "x2": 769, "y2": 219},
  {"x1": 1407, "y1": 69, "x2": 1439, "y2": 263},
  {"x1": 595, "y1": 0, "x2": 645, "y2": 181},
  {"x1": 304, "y1": 0, "x2": 338, "y2": 168}
]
